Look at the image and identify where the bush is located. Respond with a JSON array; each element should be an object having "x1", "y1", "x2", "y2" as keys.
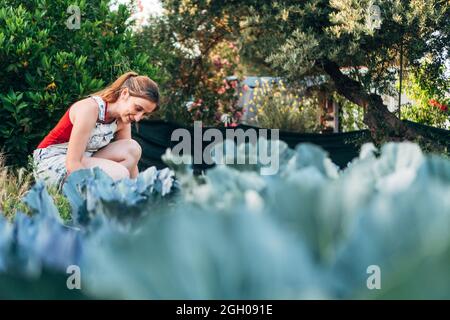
[
  {"x1": 402, "y1": 63, "x2": 450, "y2": 128},
  {"x1": 0, "y1": 0, "x2": 163, "y2": 166},
  {"x1": 247, "y1": 80, "x2": 320, "y2": 133}
]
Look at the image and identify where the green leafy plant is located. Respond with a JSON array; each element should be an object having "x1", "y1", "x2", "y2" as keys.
[
  {"x1": 402, "y1": 63, "x2": 450, "y2": 128},
  {"x1": 2, "y1": 142, "x2": 450, "y2": 299},
  {"x1": 247, "y1": 80, "x2": 320, "y2": 132}
]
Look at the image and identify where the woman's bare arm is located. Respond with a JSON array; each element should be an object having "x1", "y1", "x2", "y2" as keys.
[
  {"x1": 114, "y1": 120, "x2": 132, "y2": 140},
  {"x1": 65, "y1": 98, "x2": 99, "y2": 174}
]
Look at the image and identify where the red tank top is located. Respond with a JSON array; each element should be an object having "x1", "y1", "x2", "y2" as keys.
[{"x1": 37, "y1": 99, "x2": 110, "y2": 149}]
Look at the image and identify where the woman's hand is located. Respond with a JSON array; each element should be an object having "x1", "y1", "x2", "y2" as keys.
[{"x1": 66, "y1": 161, "x2": 85, "y2": 175}]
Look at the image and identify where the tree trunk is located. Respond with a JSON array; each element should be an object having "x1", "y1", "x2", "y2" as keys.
[{"x1": 321, "y1": 59, "x2": 419, "y2": 144}]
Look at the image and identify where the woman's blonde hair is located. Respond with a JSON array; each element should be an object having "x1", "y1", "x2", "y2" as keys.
[{"x1": 92, "y1": 71, "x2": 160, "y2": 107}]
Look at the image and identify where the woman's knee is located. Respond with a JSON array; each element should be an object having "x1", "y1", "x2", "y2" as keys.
[
  {"x1": 126, "y1": 139, "x2": 142, "y2": 160},
  {"x1": 81, "y1": 157, "x2": 130, "y2": 180},
  {"x1": 111, "y1": 163, "x2": 130, "y2": 180}
]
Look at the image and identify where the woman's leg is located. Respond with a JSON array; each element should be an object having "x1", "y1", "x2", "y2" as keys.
[
  {"x1": 81, "y1": 156, "x2": 130, "y2": 180},
  {"x1": 90, "y1": 139, "x2": 142, "y2": 178},
  {"x1": 130, "y1": 164, "x2": 139, "y2": 178}
]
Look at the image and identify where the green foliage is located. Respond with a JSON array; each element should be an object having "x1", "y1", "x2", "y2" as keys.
[
  {"x1": 227, "y1": 0, "x2": 450, "y2": 138},
  {"x1": 47, "y1": 186, "x2": 72, "y2": 222},
  {"x1": 139, "y1": 2, "x2": 246, "y2": 125},
  {"x1": 333, "y1": 92, "x2": 367, "y2": 131},
  {"x1": 0, "y1": 0, "x2": 163, "y2": 165},
  {"x1": 248, "y1": 80, "x2": 320, "y2": 132},
  {"x1": 402, "y1": 63, "x2": 450, "y2": 128},
  {"x1": 0, "y1": 153, "x2": 32, "y2": 219},
  {"x1": 137, "y1": 0, "x2": 449, "y2": 139},
  {"x1": 240, "y1": 0, "x2": 449, "y2": 93}
]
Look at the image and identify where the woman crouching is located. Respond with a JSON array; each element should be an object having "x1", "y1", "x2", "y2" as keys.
[{"x1": 33, "y1": 71, "x2": 159, "y2": 189}]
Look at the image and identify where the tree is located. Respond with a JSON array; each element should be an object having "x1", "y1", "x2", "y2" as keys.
[
  {"x1": 234, "y1": 0, "x2": 449, "y2": 145},
  {"x1": 142, "y1": 0, "x2": 449, "y2": 145},
  {"x1": 139, "y1": 1, "x2": 246, "y2": 125},
  {"x1": 154, "y1": 1, "x2": 447, "y2": 140}
]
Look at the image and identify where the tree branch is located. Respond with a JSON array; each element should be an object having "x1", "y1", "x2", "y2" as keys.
[{"x1": 320, "y1": 59, "x2": 369, "y2": 107}]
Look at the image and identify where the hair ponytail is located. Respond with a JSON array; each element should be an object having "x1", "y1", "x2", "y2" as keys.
[{"x1": 91, "y1": 71, "x2": 159, "y2": 106}]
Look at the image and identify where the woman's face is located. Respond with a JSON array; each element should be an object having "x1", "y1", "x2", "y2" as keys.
[{"x1": 117, "y1": 88, "x2": 157, "y2": 124}]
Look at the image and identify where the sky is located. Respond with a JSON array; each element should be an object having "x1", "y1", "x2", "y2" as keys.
[
  {"x1": 113, "y1": 0, "x2": 163, "y2": 24},
  {"x1": 137, "y1": 0, "x2": 163, "y2": 18},
  {"x1": 131, "y1": 0, "x2": 163, "y2": 26}
]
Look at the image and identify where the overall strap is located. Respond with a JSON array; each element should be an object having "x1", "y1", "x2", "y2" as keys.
[{"x1": 89, "y1": 95, "x2": 106, "y2": 122}]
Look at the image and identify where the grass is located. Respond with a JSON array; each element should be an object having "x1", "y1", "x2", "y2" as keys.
[
  {"x1": 0, "y1": 153, "x2": 72, "y2": 222},
  {"x1": 0, "y1": 153, "x2": 33, "y2": 220},
  {"x1": 48, "y1": 186, "x2": 72, "y2": 222}
]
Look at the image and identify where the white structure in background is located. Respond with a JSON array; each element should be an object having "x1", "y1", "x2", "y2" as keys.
[{"x1": 382, "y1": 92, "x2": 414, "y2": 113}]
